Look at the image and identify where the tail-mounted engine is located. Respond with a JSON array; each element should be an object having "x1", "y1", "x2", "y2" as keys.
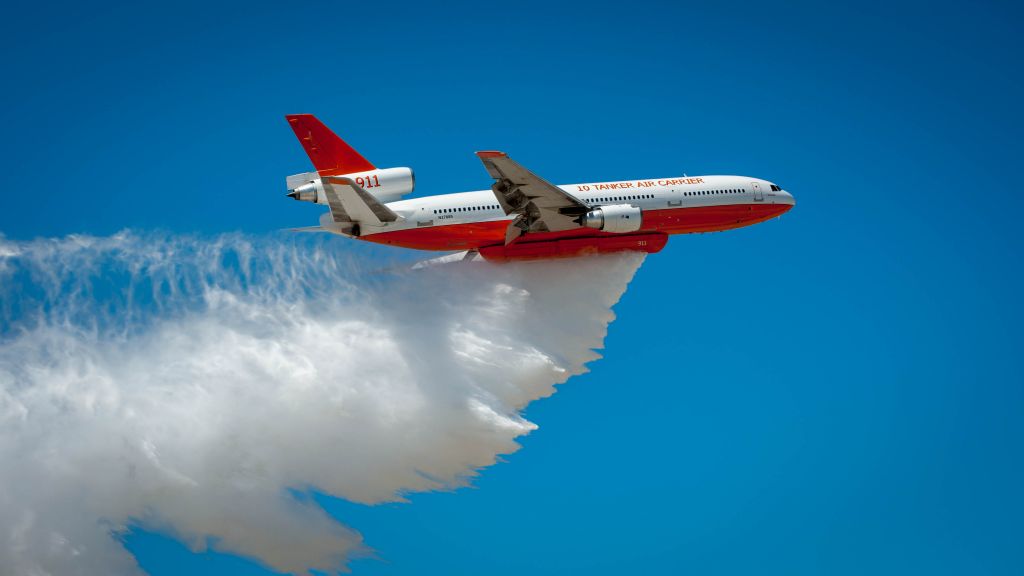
[
  {"x1": 580, "y1": 204, "x2": 642, "y2": 233},
  {"x1": 286, "y1": 167, "x2": 415, "y2": 205}
]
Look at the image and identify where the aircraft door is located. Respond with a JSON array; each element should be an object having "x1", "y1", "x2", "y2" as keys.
[
  {"x1": 416, "y1": 206, "x2": 433, "y2": 227},
  {"x1": 752, "y1": 181, "x2": 764, "y2": 202},
  {"x1": 667, "y1": 187, "x2": 682, "y2": 207}
]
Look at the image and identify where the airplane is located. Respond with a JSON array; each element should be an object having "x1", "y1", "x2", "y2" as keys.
[{"x1": 283, "y1": 114, "x2": 794, "y2": 262}]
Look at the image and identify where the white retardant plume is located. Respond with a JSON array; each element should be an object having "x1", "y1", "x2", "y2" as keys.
[{"x1": 0, "y1": 231, "x2": 644, "y2": 575}]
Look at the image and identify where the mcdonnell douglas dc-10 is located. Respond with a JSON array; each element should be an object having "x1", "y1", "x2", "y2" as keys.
[{"x1": 284, "y1": 114, "x2": 794, "y2": 262}]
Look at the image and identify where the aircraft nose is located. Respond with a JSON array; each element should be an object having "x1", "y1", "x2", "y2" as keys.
[{"x1": 778, "y1": 190, "x2": 796, "y2": 206}]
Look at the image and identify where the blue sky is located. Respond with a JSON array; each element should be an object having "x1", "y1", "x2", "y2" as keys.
[{"x1": 2, "y1": 1, "x2": 1023, "y2": 574}]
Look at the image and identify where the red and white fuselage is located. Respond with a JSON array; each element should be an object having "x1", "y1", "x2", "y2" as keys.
[{"x1": 285, "y1": 115, "x2": 795, "y2": 261}]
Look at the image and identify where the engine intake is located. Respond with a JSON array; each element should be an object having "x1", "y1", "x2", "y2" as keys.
[{"x1": 580, "y1": 204, "x2": 642, "y2": 233}]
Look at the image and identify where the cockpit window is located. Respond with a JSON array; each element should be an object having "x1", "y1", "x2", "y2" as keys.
[{"x1": 770, "y1": 184, "x2": 782, "y2": 192}]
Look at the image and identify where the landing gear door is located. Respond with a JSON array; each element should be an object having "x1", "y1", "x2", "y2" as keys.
[{"x1": 752, "y1": 181, "x2": 764, "y2": 202}]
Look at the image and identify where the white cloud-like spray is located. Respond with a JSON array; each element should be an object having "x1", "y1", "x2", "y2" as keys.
[{"x1": 0, "y1": 231, "x2": 643, "y2": 575}]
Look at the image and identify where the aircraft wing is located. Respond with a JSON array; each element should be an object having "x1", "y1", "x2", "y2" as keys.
[
  {"x1": 476, "y1": 151, "x2": 591, "y2": 244},
  {"x1": 322, "y1": 176, "x2": 400, "y2": 226}
]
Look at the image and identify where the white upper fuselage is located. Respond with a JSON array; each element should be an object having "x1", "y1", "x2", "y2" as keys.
[{"x1": 321, "y1": 175, "x2": 795, "y2": 236}]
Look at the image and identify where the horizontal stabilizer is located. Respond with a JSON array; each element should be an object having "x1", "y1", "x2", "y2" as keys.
[
  {"x1": 322, "y1": 176, "x2": 400, "y2": 226},
  {"x1": 286, "y1": 171, "x2": 319, "y2": 191}
]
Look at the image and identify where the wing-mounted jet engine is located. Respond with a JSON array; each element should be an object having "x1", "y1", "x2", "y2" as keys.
[{"x1": 578, "y1": 204, "x2": 643, "y2": 233}]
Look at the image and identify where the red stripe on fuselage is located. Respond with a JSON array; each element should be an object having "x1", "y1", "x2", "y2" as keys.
[
  {"x1": 478, "y1": 233, "x2": 669, "y2": 262},
  {"x1": 361, "y1": 203, "x2": 791, "y2": 251}
]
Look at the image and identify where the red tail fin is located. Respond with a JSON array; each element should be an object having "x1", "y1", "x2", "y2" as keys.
[{"x1": 285, "y1": 114, "x2": 375, "y2": 175}]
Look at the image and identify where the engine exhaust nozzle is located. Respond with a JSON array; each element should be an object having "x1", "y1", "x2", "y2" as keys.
[{"x1": 287, "y1": 182, "x2": 319, "y2": 203}]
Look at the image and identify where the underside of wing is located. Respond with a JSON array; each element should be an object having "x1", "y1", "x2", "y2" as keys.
[{"x1": 476, "y1": 151, "x2": 591, "y2": 243}]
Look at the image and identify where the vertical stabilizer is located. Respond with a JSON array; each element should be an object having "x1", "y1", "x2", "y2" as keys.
[{"x1": 285, "y1": 114, "x2": 376, "y2": 175}]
